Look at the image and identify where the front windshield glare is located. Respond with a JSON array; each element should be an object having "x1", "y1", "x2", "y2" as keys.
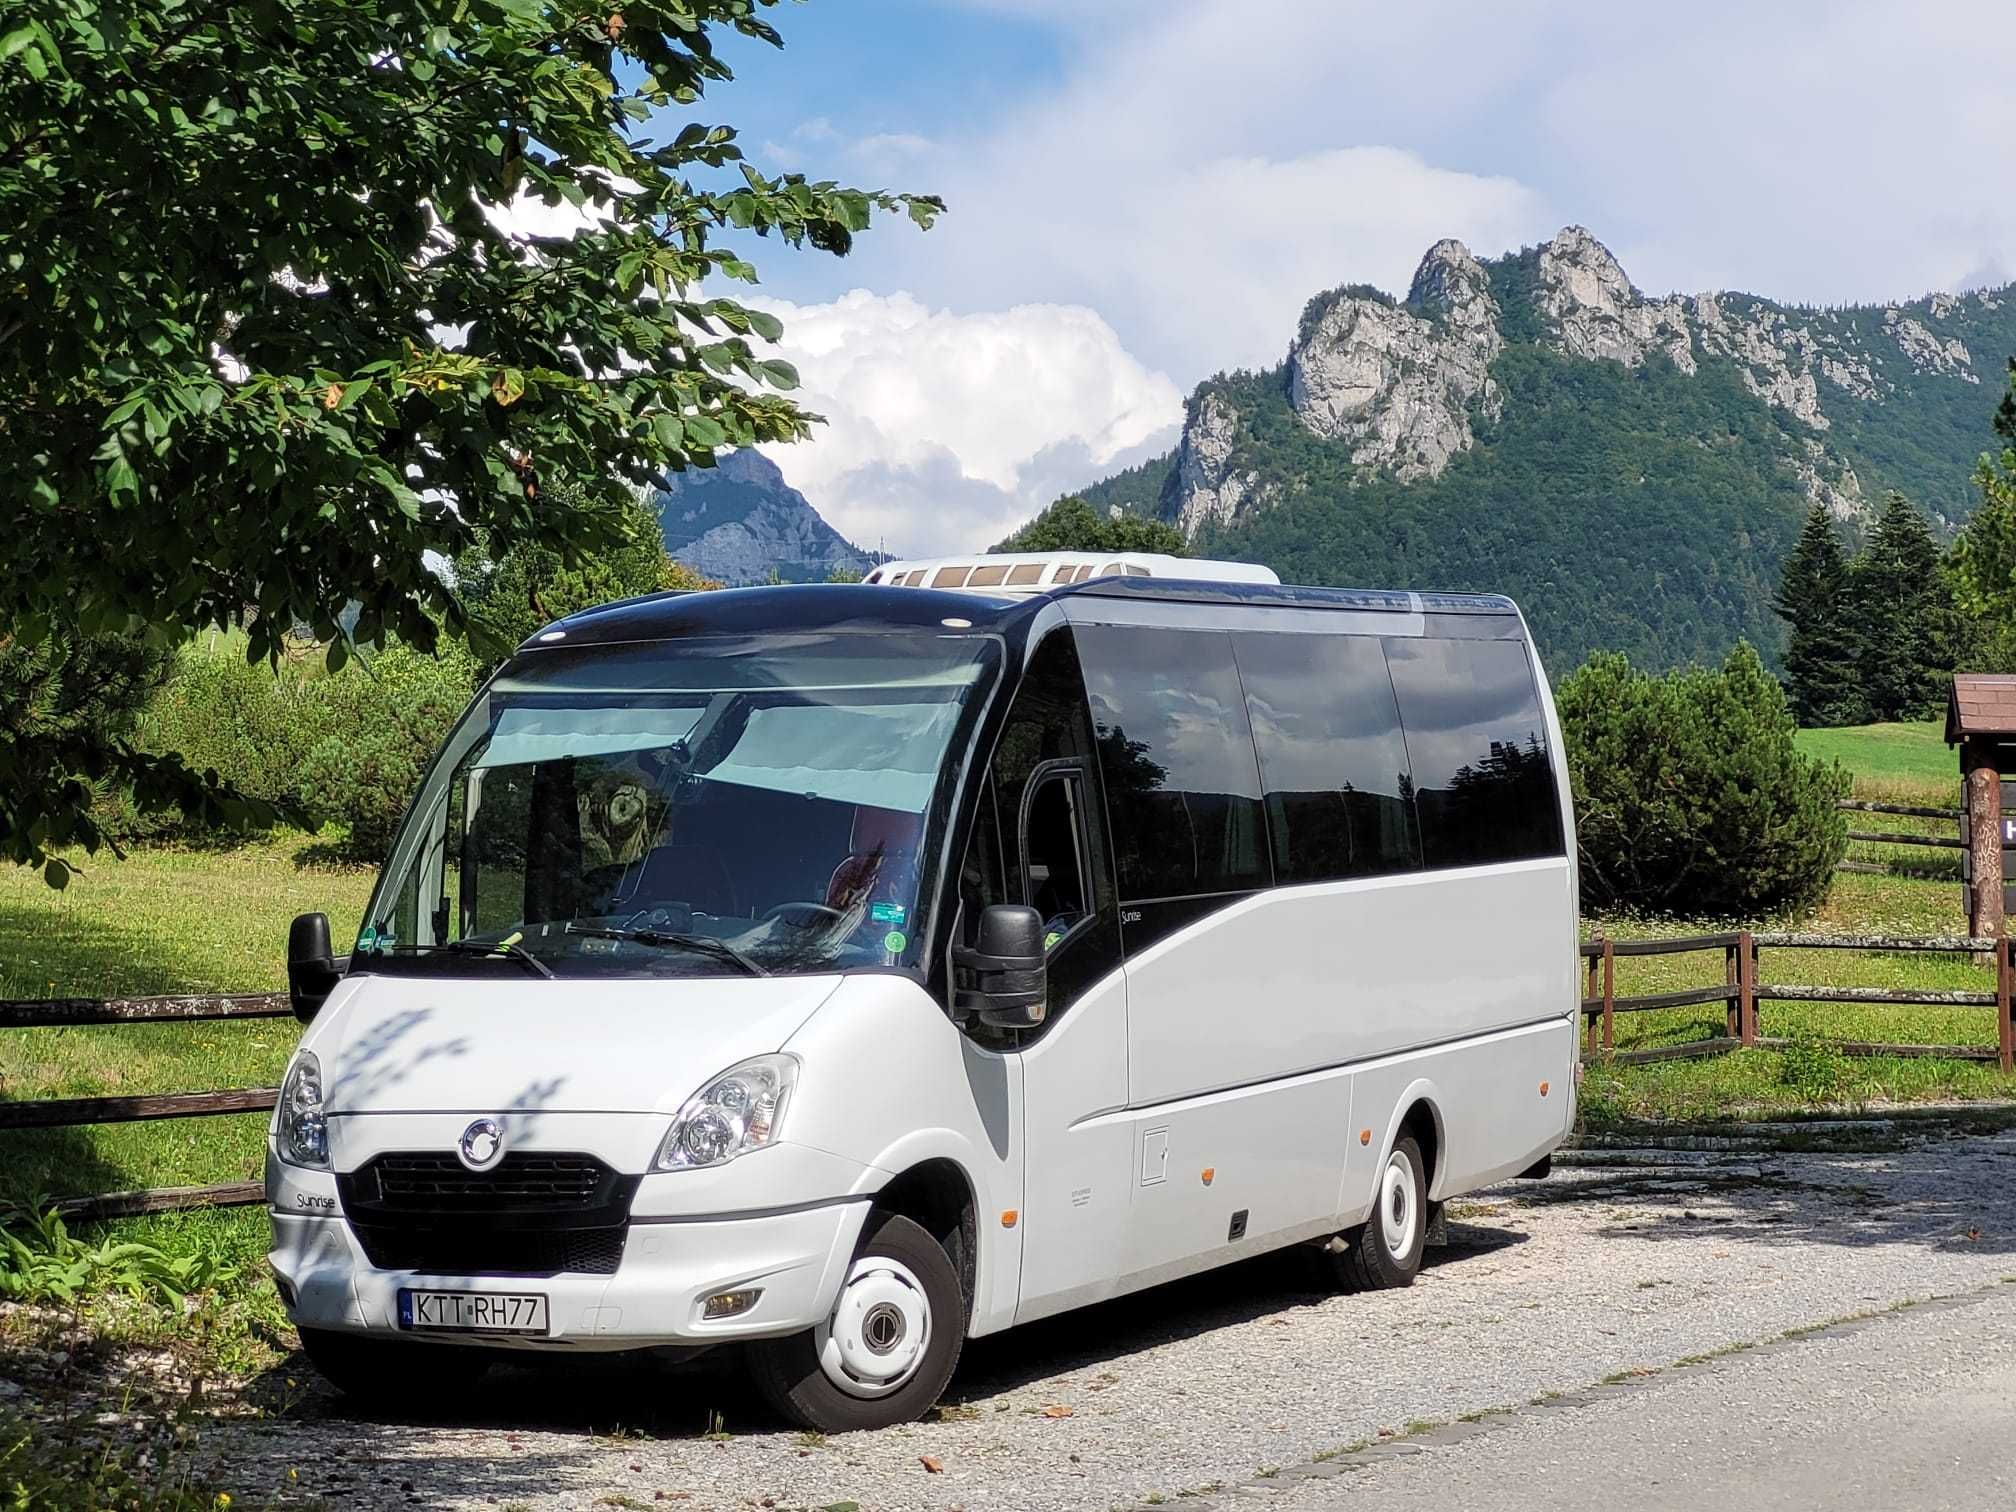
[{"x1": 356, "y1": 632, "x2": 1001, "y2": 979}]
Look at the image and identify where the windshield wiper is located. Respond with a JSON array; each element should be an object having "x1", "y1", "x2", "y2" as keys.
[
  {"x1": 379, "y1": 940, "x2": 554, "y2": 979},
  {"x1": 566, "y1": 924, "x2": 769, "y2": 977}
]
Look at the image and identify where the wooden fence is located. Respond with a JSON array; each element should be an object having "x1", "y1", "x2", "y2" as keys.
[
  {"x1": 1580, "y1": 931, "x2": 2016, "y2": 1072},
  {"x1": 7, "y1": 931, "x2": 2016, "y2": 1221},
  {"x1": 0, "y1": 992, "x2": 289, "y2": 1222},
  {"x1": 1836, "y1": 799, "x2": 1964, "y2": 875}
]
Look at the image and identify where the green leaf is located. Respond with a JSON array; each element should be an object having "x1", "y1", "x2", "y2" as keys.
[
  {"x1": 651, "y1": 413, "x2": 684, "y2": 449},
  {"x1": 682, "y1": 412, "x2": 726, "y2": 449},
  {"x1": 42, "y1": 857, "x2": 70, "y2": 890}
]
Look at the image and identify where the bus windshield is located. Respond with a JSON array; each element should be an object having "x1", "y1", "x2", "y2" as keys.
[{"x1": 355, "y1": 632, "x2": 1002, "y2": 979}]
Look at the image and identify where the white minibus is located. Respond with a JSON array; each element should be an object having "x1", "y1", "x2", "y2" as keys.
[{"x1": 270, "y1": 560, "x2": 1579, "y2": 1431}]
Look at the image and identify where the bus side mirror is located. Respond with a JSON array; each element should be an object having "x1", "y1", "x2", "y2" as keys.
[
  {"x1": 288, "y1": 912, "x2": 343, "y2": 1024},
  {"x1": 953, "y1": 905, "x2": 1047, "y2": 1029}
]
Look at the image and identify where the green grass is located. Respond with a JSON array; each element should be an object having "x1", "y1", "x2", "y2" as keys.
[
  {"x1": 1795, "y1": 720, "x2": 1951, "y2": 797},
  {"x1": 0, "y1": 1404, "x2": 238, "y2": 1511},
  {"x1": 0, "y1": 832, "x2": 373, "y2": 1219},
  {"x1": 1580, "y1": 720, "x2": 2014, "y2": 1122}
]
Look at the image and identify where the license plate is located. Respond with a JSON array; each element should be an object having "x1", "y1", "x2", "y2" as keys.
[{"x1": 398, "y1": 1288, "x2": 549, "y2": 1336}]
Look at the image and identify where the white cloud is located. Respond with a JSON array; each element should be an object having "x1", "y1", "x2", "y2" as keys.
[
  {"x1": 804, "y1": 0, "x2": 2016, "y2": 379},
  {"x1": 747, "y1": 290, "x2": 1182, "y2": 555}
]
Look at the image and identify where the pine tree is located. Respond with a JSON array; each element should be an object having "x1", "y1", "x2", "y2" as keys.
[
  {"x1": 1773, "y1": 505, "x2": 1866, "y2": 727},
  {"x1": 1856, "y1": 492, "x2": 1949, "y2": 721}
]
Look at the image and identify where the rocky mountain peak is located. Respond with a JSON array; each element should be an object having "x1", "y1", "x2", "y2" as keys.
[
  {"x1": 1407, "y1": 238, "x2": 1493, "y2": 318},
  {"x1": 1156, "y1": 225, "x2": 2007, "y2": 548},
  {"x1": 651, "y1": 448, "x2": 881, "y2": 585},
  {"x1": 1535, "y1": 224, "x2": 1696, "y2": 373}
]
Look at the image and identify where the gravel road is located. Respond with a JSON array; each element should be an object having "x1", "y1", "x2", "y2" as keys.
[{"x1": 198, "y1": 1118, "x2": 2016, "y2": 1511}]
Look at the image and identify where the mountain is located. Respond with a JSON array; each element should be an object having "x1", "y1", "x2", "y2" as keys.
[
  {"x1": 1084, "y1": 227, "x2": 2016, "y2": 671},
  {"x1": 649, "y1": 449, "x2": 884, "y2": 585}
]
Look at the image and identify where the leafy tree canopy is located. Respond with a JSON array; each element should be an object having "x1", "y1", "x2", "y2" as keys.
[
  {"x1": 454, "y1": 488, "x2": 715, "y2": 672},
  {"x1": 995, "y1": 494, "x2": 1190, "y2": 556},
  {"x1": 1954, "y1": 361, "x2": 2016, "y2": 667},
  {"x1": 0, "y1": 0, "x2": 938, "y2": 878}
]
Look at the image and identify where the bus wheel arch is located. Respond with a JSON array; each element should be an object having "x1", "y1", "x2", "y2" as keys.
[{"x1": 868, "y1": 1157, "x2": 978, "y2": 1321}]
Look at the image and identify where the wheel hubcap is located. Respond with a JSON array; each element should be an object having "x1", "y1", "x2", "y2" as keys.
[
  {"x1": 816, "y1": 1255, "x2": 932, "y2": 1399},
  {"x1": 1380, "y1": 1152, "x2": 1418, "y2": 1261}
]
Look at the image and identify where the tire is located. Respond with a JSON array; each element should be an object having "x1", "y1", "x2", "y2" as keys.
[
  {"x1": 298, "y1": 1326, "x2": 493, "y2": 1407},
  {"x1": 746, "y1": 1211, "x2": 965, "y2": 1432},
  {"x1": 1319, "y1": 1135, "x2": 1428, "y2": 1293}
]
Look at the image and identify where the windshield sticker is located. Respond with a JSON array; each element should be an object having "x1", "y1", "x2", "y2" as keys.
[
  {"x1": 869, "y1": 901, "x2": 907, "y2": 926},
  {"x1": 356, "y1": 925, "x2": 379, "y2": 952},
  {"x1": 882, "y1": 930, "x2": 908, "y2": 955}
]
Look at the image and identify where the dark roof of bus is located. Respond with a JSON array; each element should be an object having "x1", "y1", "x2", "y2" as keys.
[{"x1": 520, "y1": 578, "x2": 1521, "y2": 652}]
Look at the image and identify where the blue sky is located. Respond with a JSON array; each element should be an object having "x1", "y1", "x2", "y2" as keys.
[{"x1": 619, "y1": 1, "x2": 2016, "y2": 556}]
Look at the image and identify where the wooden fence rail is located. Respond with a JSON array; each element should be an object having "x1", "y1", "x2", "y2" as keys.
[
  {"x1": 1833, "y1": 798, "x2": 1967, "y2": 875},
  {"x1": 1578, "y1": 931, "x2": 2016, "y2": 1071},
  {"x1": 0, "y1": 992, "x2": 283, "y2": 1222}
]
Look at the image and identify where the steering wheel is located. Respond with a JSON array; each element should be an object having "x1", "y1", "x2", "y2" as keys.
[{"x1": 763, "y1": 901, "x2": 849, "y2": 930}]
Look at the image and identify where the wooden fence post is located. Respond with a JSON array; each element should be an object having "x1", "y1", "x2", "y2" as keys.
[
  {"x1": 1601, "y1": 938, "x2": 1615, "y2": 1053},
  {"x1": 1585, "y1": 945, "x2": 1600, "y2": 1056},
  {"x1": 2000, "y1": 935, "x2": 2013, "y2": 1076},
  {"x1": 1725, "y1": 940, "x2": 1740, "y2": 1039},
  {"x1": 1738, "y1": 930, "x2": 1758, "y2": 1047}
]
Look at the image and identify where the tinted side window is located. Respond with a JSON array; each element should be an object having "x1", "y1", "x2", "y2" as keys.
[
  {"x1": 1234, "y1": 632, "x2": 1420, "y2": 883},
  {"x1": 1077, "y1": 625, "x2": 1268, "y2": 900},
  {"x1": 961, "y1": 629, "x2": 1119, "y2": 1029},
  {"x1": 1383, "y1": 637, "x2": 1564, "y2": 868}
]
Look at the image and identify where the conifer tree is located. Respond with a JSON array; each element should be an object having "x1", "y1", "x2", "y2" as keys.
[
  {"x1": 1774, "y1": 505, "x2": 1866, "y2": 727},
  {"x1": 1856, "y1": 492, "x2": 1948, "y2": 721}
]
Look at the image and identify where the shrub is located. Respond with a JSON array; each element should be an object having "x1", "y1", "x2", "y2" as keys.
[
  {"x1": 296, "y1": 642, "x2": 477, "y2": 861},
  {"x1": 1558, "y1": 643, "x2": 1848, "y2": 918},
  {"x1": 117, "y1": 636, "x2": 474, "y2": 861}
]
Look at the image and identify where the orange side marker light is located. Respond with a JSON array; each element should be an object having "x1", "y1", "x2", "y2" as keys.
[
  {"x1": 1201, "y1": 1167, "x2": 1215, "y2": 1186},
  {"x1": 1540, "y1": 1081, "x2": 1550, "y2": 1097},
  {"x1": 1001, "y1": 1209, "x2": 1019, "y2": 1229},
  {"x1": 1359, "y1": 1129, "x2": 1372, "y2": 1146}
]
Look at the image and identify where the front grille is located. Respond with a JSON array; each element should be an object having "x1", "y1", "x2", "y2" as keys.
[
  {"x1": 336, "y1": 1151, "x2": 640, "y2": 1278},
  {"x1": 351, "y1": 1225, "x2": 628, "y2": 1276},
  {"x1": 354, "y1": 1152, "x2": 619, "y2": 1214}
]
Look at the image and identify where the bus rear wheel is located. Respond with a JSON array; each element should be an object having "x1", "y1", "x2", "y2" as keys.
[
  {"x1": 747, "y1": 1211, "x2": 965, "y2": 1432},
  {"x1": 1320, "y1": 1135, "x2": 1427, "y2": 1292}
]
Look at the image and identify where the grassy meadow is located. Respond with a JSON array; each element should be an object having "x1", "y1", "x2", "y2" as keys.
[
  {"x1": 1583, "y1": 716, "x2": 2010, "y2": 1122},
  {"x1": 0, "y1": 834, "x2": 373, "y2": 1268}
]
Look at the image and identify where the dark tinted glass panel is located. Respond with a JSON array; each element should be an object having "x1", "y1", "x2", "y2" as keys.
[
  {"x1": 1234, "y1": 633, "x2": 1419, "y2": 883},
  {"x1": 1078, "y1": 625, "x2": 1268, "y2": 900},
  {"x1": 964, "y1": 629, "x2": 1118, "y2": 1026},
  {"x1": 1383, "y1": 638, "x2": 1564, "y2": 868}
]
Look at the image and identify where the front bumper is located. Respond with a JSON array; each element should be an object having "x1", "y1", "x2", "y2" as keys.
[
  {"x1": 267, "y1": 1123, "x2": 878, "y2": 1350},
  {"x1": 269, "y1": 1200, "x2": 871, "y2": 1350}
]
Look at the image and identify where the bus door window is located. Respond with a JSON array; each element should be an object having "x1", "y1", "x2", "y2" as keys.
[{"x1": 1020, "y1": 766, "x2": 1091, "y2": 947}]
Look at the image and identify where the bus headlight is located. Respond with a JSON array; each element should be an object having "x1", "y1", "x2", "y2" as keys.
[
  {"x1": 277, "y1": 1051, "x2": 329, "y2": 1170},
  {"x1": 654, "y1": 1054, "x2": 798, "y2": 1171}
]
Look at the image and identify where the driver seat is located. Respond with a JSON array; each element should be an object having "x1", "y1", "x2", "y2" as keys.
[{"x1": 826, "y1": 806, "x2": 921, "y2": 914}]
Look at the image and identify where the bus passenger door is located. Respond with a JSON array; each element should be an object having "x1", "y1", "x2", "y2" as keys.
[{"x1": 956, "y1": 629, "x2": 1132, "y2": 1325}]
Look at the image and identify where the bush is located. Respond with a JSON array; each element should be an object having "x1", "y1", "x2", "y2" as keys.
[
  {"x1": 120, "y1": 636, "x2": 474, "y2": 861},
  {"x1": 1558, "y1": 643, "x2": 1848, "y2": 918},
  {"x1": 296, "y1": 642, "x2": 476, "y2": 860}
]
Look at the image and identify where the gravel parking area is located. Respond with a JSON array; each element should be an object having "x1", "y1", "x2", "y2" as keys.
[{"x1": 198, "y1": 1118, "x2": 2016, "y2": 1511}]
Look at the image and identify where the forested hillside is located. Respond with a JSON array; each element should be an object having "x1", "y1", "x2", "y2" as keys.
[{"x1": 1083, "y1": 229, "x2": 2016, "y2": 671}]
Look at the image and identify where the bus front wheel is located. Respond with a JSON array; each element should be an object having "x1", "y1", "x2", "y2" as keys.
[{"x1": 747, "y1": 1211, "x2": 965, "y2": 1432}]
